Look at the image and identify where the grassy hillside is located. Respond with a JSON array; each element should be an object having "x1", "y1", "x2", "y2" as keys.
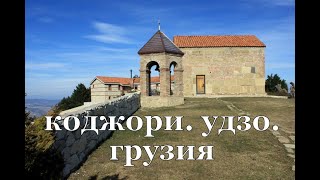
[{"x1": 68, "y1": 97, "x2": 295, "y2": 180}]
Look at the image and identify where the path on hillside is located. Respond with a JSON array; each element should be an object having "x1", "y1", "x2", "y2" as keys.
[{"x1": 218, "y1": 98, "x2": 295, "y2": 171}]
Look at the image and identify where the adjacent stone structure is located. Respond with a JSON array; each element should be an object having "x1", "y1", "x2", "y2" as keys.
[
  {"x1": 138, "y1": 30, "x2": 185, "y2": 107},
  {"x1": 54, "y1": 93, "x2": 140, "y2": 177},
  {"x1": 90, "y1": 76, "x2": 136, "y2": 102},
  {"x1": 136, "y1": 31, "x2": 266, "y2": 107},
  {"x1": 90, "y1": 76, "x2": 175, "y2": 102}
]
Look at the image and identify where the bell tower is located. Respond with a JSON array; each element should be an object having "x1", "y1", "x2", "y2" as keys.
[{"x1": 138, "y1": 30, "x2": 184, "y2": 107}]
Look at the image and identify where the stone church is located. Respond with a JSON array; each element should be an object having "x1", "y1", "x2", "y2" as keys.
[
  {"x1": 91, "y1": 29, "x2": 266, "y2": 107},
  {"x1": 137, "y1": 29, "x2": 266, "y2": 107}
]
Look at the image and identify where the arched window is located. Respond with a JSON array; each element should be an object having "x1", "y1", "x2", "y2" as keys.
[
  {"x1": 170, "y1": 61, "x2": 177, "y2": 95},
  {"x1": 146, "y1": 61, "x2": 160, "y2": 96}
]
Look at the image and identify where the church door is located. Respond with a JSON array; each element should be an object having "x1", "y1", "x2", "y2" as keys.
[{"x1": 196, "y1": 75, "x2": 205, "y2": 94}]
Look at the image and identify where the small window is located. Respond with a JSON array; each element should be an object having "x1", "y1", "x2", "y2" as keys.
[
  {"x1": 108, "y1": 96, "x2": 111, "y2": 100},
  {"x1": 251, "y1": 67, "x2": 256, "y2": 73},
  {"x1": 92, "y1": 85, "x2": 94, "y2": 88},
  {"x1": 108, "y1": 85, "x2": 111, "y2": 91},
  {"x1": 118, "y1": 85, "x2": 121, "y2": 90}
]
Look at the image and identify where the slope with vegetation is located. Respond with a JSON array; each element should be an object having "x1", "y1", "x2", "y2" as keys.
[{"x1": 25, "y1": 83, "x2": 90, "y2": 178}]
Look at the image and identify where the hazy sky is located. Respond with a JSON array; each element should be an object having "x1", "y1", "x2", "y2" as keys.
[{"x1": 26, "y1": 0, "x2": 295, "y2": 100}]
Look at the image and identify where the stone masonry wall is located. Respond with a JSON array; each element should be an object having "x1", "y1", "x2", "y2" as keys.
[
  {"x1": 139, "y1": 53, "x2": 183, "y2": 96},
  {"x1": 53, "y1": 92, "x2": 140, "y2": 178},
  {"x1": 181, "y1": 47, "x2": 266, "y2": 96},
  {"x1": 139, "y1": 53, "x2": 184, "y2": 107}
]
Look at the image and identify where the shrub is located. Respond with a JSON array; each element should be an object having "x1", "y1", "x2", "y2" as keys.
[
  {"x1": 265, "y1": 74, "x2": 288, "y2": 96},
  {"x1": 57, "y1": 83, "x2": 91, "y2": 111},
  {"x1": 25, "y1": 117, "x2": 64, "y2": 179}
]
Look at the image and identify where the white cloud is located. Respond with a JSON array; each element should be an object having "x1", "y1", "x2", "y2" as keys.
[
  {"x1": 85, "y1": 22, "x2": 133, "y2": 44},
  {"x1": 96, "y1": 47, "x2": 132, "y2": 52},
  {"x1": 93, "y1": 22, "x2": 125, "y2": 34},
  {"x1": 26, "y1": 62, "x2": 66, "y2": 70},
  {"x1": 54, "y1": 51, "x2": 137, "y2": 62},
  {"x1": 38, "y1": 17, "x2": 54, "y2": 23},
  {"x1": 242, "y1": 0, "x2": 295, "y2": 6}
]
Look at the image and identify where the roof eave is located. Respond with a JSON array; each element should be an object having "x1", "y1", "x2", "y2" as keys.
[
  {"x1": 104, "y1": 82, "x2": 121, "y2": 85},
  {"x1": 138, "y1": 51, "x2": 184, "y2": 55},
  {"x1": 91, "y1": 77, "x2": 105, "y2": 85},
  {"x1": 178, "y1": 46, "x2": 266, "y2": 48}
]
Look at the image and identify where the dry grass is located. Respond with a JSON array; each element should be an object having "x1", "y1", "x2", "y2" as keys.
[
  {"x1": 222, "y1": 97, "x2": 295, "y2": 133},
  {"x1": 68, "y1": 97, "x2": 295, "y2": 180}
]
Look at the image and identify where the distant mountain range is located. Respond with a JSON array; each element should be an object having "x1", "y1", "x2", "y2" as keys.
[{"x1": 25, "y1": 99, "x2": 60, "y2": 118}]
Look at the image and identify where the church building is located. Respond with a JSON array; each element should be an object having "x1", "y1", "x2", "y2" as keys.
[
  {"x1": 91, "y1": 28, "x2": 266, "y2": 107},
  {"x1": 137, "y1": 29, "x2": 266, "y2": 107}
]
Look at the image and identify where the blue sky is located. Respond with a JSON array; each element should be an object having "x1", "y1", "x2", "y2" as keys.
[{"x1": 26, "y1": 0, "x2": 295, "y2": 100}]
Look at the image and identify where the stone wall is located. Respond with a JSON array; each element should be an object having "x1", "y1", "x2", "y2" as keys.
[
  {"x1": 181, "y1": 47, "x2": 266, "y2": 96},
  {"x1": 54, "y1": 92, "x2": 140, "y2": 177}
]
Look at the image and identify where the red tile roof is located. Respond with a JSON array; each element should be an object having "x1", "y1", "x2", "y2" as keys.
[
  {"x1": 173, "y1": 35, "x2": 266, "y2": 47},
  {"x1": 95, "y1": 76, "x2": 174, "y2": 85},
  {"x1": 132, "y1": 77, "x2": 140, "y2": 83},
  {"x1": 151, "y1": 76, "x2": 159, "y2": 83},
  {"x1": 96, "y1": 76, "x2": 132, "y2": 85}
]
